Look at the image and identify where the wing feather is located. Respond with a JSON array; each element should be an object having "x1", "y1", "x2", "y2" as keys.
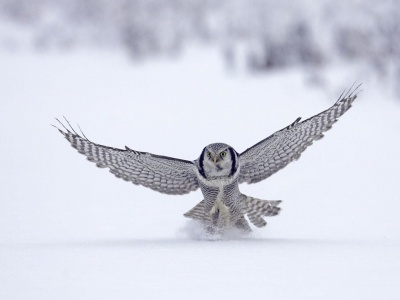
[
  {"x1": 55, "y1": 121, "x2": 199, "y2": 195},
  {"x1": 239, "y1": 84, "x2": 361, "y2": 184}
]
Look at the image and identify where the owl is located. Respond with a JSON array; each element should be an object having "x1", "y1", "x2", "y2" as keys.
[{"x1": 55, "y1": 85, "x2": 360, "y2": 234}]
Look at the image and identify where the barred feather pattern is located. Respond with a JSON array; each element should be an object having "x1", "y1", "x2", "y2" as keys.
[
  {"x1": 244, "y1": 197, "x2": 281, "y2": 228},
  {"x1": 239, "y1": 85, "x2": 360, "y2": 184},
  {"x1": 198, "y1": 180, "x2": 245, "y2": 226},
  {"x1": 183, "y1": 200, "x2": 211, "y2": 221},
  {"x1": 183, "y1": 196, "x2": 281, "y2": 228},
  {"x1": 56, "y1": 84, "x2": 359, "y2": 232},
  {"x1": 55, "y1": 124, "x2": 199, "y2": 195}
]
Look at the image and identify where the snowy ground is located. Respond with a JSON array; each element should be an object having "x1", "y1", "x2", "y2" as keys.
[{"x1": 1, "y1": 47, "x2": 400, "y2": 299}]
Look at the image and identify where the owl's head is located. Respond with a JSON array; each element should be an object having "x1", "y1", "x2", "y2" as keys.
[{"x1": 197, "y1": 143, "x2": 239, "y2": 179}]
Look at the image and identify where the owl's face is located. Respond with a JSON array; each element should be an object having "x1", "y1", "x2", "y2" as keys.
[{"x1": 197, "y1": 143, "x2": 238, "y2": 179}]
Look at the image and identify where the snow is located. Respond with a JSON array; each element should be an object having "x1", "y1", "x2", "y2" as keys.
[{"x1": 1, "y1": 47, "x2": 399, "y2": 299}]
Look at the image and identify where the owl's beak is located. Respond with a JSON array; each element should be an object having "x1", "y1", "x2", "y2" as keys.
[{"x1": 213, "y1": 156, "x2": 217, "y2": 164}]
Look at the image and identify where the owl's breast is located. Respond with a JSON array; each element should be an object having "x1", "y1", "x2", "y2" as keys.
[{"x1": 198, "y1": 177, "x2": 242, "y2": 217}]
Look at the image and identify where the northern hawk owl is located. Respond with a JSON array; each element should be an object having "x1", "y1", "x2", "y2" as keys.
[{"x1": 55, "y1": 85, "x2": 360, "y2": 233}]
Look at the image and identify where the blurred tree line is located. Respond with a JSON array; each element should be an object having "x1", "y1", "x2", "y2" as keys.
[{"x1": 1, "y1": 0, "x2": 399, "y2": 90}]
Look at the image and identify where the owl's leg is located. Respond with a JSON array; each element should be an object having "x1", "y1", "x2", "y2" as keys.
[
  {"x1": 207, "y1": 208, "x2": 224, "y2": 235},
  {"x1": 205, "y1": 224, "x2": 219, "y2": 235},
  {"x1": 234, "y1": 216, "x2": 252, "y2": 232}
]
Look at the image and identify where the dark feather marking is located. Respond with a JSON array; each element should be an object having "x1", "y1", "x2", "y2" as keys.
[
  {"x1": 228, "y1": 147, "x2": 237, "y2": 177},
  {"x1": 198, "y1": 147, "x2": 206, "y2": 178}
]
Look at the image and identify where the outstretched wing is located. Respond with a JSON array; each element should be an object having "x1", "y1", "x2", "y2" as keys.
[
  {"x1": 239, "y1": 84, "x2": 361, "y2": 184},
  {"x1": 54, "y1": 120, "x2": 199, "y2": 195}
]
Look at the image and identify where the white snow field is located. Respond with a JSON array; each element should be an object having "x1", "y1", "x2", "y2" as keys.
[{"x1": 1, "y1": 47, "x2": 399, "y2": 299}]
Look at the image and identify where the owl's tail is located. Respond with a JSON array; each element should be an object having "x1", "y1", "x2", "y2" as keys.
[
  {"x1": 243, "y1": 196, "x2": 281, "y2": 228},
  {"x1": 183, "y1": 201, "x2": 252, "y2": 232},
  {"x1": 183, "y1": 196, "x2": 281, "y2": 228},
  {"x1": 183, "y1": 200, "x2": 210, "y2": 222}
]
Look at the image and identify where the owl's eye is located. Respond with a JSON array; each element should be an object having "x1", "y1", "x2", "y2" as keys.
[
  {"x1": 207, "y1": 151, "x2": 211, "y2": 158},
  {"x1": 220, "y1": 151, "x2": 227, "y2": 158}
]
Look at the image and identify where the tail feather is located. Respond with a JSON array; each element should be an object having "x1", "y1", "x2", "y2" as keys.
[
  {"x1": 183, "y1": 200, "x2": 211, "y2": 222},
  {"x1": 247, "y1": 214, "x2": 267, "y2": 228},
  {"x1": 183, "y1": 196, "x2": 282, "y2": 229},
  {"x1": 244, "y1": 196, "x2": 281, "y2": 228}
]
